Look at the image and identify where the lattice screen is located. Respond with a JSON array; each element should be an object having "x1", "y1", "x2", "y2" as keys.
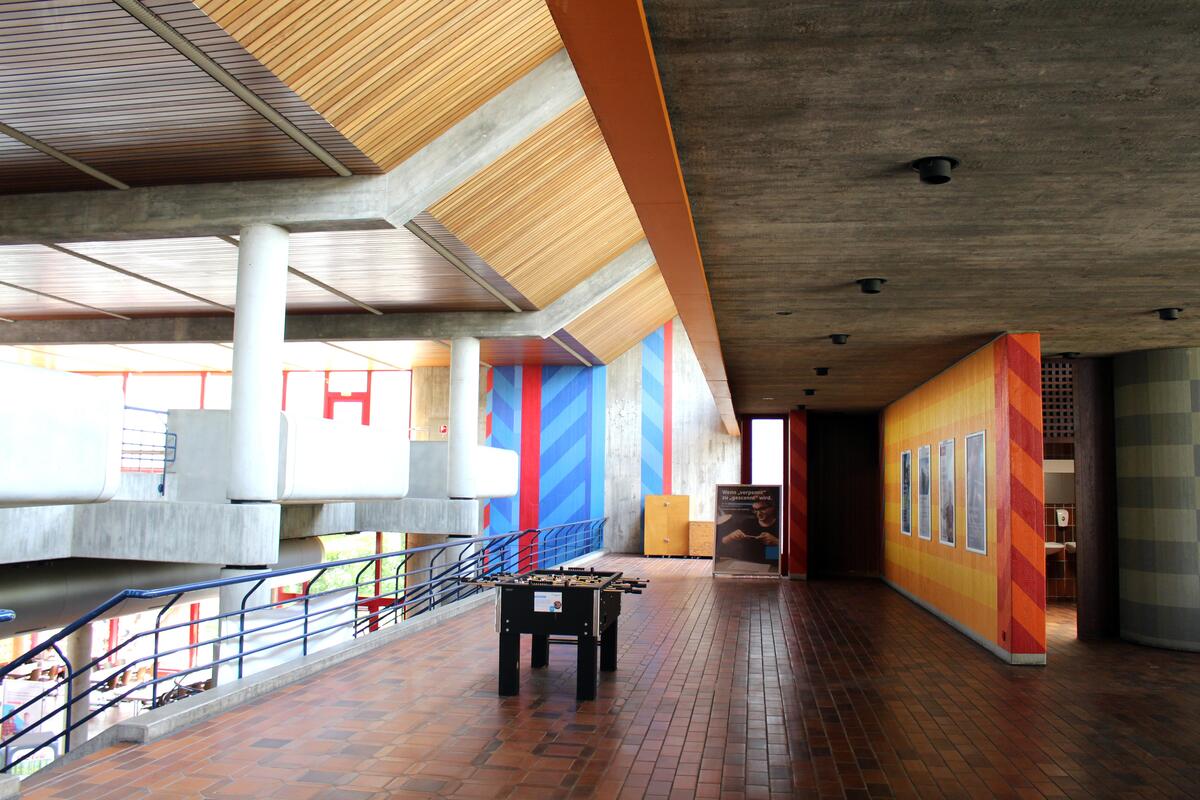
[{"x1": 1042, "y1": 359, "x2": 1074, "y2": 442}]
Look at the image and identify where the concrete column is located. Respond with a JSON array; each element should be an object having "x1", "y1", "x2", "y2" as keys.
[
  {"x1": 1114, "y1": 348, "x2": 1200, "y2": 650},
  {"x1": 228, "y1": 223, "x2": 289, "y2": 502},
  {"x1": 64, "y1": 622, "x2": 94, "y2": 751},
  {"x1": 213, "y1": 567, "x2": 272, "y2": 686},
  {"x1": 448, "y1": 336, "x2": 480, "y2": 499}
]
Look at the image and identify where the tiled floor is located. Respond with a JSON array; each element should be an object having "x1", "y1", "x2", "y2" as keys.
[{"x1": 19, "y1": 557, "x2": 1200, "y2": 799}]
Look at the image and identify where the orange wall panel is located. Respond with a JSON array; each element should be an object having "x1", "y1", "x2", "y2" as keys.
[{"x1": 882, "y1": 334, "x2": 1046, "y2": 662}]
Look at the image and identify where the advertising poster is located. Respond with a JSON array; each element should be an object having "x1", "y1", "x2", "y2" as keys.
[
  {"x1": 918, "y1": 445, "x2": 932, "y2": 540},
  {"x1": 714, "y1": 485, "x2": 781, "y2": 576},
  {"x1": 900, "y1": 450, "x2": 912, "y2": 535},
  {"x1": 966, "y1": 431, "x2": 987, "y2": 554},
  {"x1": 939, "y1": 438, "x2": 955, "y2": 546}
]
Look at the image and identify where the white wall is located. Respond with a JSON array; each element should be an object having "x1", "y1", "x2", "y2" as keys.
[{"x1": 0, "y1": 363, "x2": 123, "y2": 507}]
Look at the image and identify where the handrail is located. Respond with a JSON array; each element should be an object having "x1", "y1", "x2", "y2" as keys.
[
  {"x1": 0, "y1": 609, "x2": 13, "y2": 623},
  {"x1": 0, "y1": 518, "x2": 605, "y2": 776}
]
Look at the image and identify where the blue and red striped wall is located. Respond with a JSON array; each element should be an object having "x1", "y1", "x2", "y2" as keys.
[
  {"x1": 485, "y1": 363, "x2": 607, "y2": 567},
  {"x1": 484, "y1": 321, "x2": 675, "y2": 565}
]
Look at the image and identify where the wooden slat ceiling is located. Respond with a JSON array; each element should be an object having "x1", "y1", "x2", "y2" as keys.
[
  {"x1": 0, "y1": 133, "x2": 110, "y2": 193},
  {"x1": 195, "y1": 0, "x2": 562, "y2": 171},
  {"x1": 566, "y1": 265, "x2": 678, "y2": 364},
  {"x1": 284, "y1": 230, "x2": 508, "y2": 312},
  {"x1": 429, "y1": 99, "x2": 646, "y2": 309},
  {"x1": 0, "y1": 0, "x2": 374, "y2": 194},
  {"x1": 481, "y1": 338, "x2": 580, "y2": 367},
  {"x1": 1, "y1": 228, "x2": 505, "y2": 319}
]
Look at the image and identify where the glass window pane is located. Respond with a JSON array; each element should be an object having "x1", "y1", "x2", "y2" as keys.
[
  {"x1": 369, "y1": 371, "x2": 412, "y2": 432},
  {"x1": 125, "y1": 374, "x2": 201, "y2": 412},
  {"x1": 203, "y1": 374, "x2": 232, "y2": 410},
  {"x1": 284, "y1": 372, "x2": 325, "y2": 418},
  {"x1": 750, "y1": 418, "x2": 784, "y2": 486},
  {"x1": 327, "y1": 371, "x2": 367, "y2": 394}
]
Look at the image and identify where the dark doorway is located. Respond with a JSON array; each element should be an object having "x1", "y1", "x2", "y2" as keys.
[{"x1": 807, "y1": 412, "x2": 882, "y2": 577}]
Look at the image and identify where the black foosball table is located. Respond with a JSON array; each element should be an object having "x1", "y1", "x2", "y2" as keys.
[{"x1": 463, "y1": 567, "x2": 646, "y2": 701}]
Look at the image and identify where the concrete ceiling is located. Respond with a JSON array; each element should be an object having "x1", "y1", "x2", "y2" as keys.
[{"x1": 642, "y1": 0, "x2": 1200, "y2": 413}]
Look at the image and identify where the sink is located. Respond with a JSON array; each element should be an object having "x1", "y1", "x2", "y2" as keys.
[
  {"x1": 1045, "y1": 541, "x2": 1066, "y2": 556},
  {"x1": 1064, "y1": 541, "x2": 1077, "y2": 554}
]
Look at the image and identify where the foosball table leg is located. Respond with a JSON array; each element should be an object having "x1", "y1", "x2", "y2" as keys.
[
  {"x1": 531, "y1": 634, "x2": 549, "y2": 668},
  {"x1": 499, "y1": 632, "x2": 520, "y2": 696},
  {"x1": 576, "y1": 634, "x2": 598, "y2": 701},
  {"x1": 600, "y1": 621, "x2": 618, "y2": 672}
]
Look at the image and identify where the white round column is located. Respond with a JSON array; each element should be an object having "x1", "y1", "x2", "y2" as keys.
[
  {"x1": 448, "y1": 336, "x2": 481, "y2": 499},
  {"x1": 228, "y1": 223, "x2": 289, "y2": 503}
]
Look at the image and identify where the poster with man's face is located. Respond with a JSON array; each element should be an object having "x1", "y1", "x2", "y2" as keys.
[{"x1": 714, "y1": 484, "x2": 782, "y2": 576}]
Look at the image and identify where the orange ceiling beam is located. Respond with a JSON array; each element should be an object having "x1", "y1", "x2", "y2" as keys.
[{"x1": 546, "y1": 0, "x2": 738, "y2": 436}]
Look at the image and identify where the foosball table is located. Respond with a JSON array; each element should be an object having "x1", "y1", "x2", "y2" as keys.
[{"x1": 462, "y1": 567, "x2": 646, "y2": 701}]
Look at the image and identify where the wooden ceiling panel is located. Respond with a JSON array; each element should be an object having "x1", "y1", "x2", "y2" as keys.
[
  {"x1": 0, "y1": 244, "x2": 219, "y2": 316},
  {"x1": 68, "y1": 238, "x2": 239, "y2": 307},
  {"x1": 196, "y1": 0, "x2": 562, "y2": 169},
  {"x1": 429, "y1": 99, "x2": 646, "y2": 308},
  {"x1": 0, "y1": 282, "x2": 91, "y2": 320},
  {"x1": 335, "y1": 340, "x2": 451, "y2": 370},
  {"x1": 287, "y1": 230, "x2": 508, "y2": 312},
  {"x1": 566, "y1": 265, "x2": 677, "y2": 364},
  {"x1": 482, "y1": 338, "x2": 581, "y2": 366},
  {"x1": 0, "y1": 1, "x2": 354, "y2": 192},
  {"x1": 0, "y1": 133, "x2": 110, "y2": 193}
]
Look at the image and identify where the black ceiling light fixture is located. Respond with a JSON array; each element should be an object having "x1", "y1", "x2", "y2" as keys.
[
  {"x1": 1157, "y1": 307, "x2": 1183, "y2": 321},
  {"x1": 830, "y1": 333, "x2": 850, "y2": 345},
  {"x1": 775, "y1": 310, "x2": 793, "y2": 316},
  {"x1": 804, "y1": 388, "x2": 816, "y2": 397},
  {"x1": 814, "y1": 366, "x2": 830, "y2": 376},
  {"x1": 911, "y1": 155, "x2": 960, "y2": 185},
  {"x1": 856, "y1": 277, "x2": 887, "y2": 294},
  {"x1": 1059, "y1": 352, "x2": 1080, "y2": 360}
]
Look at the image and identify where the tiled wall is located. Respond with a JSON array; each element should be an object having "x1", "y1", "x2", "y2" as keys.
[{"x1": 1045, "y1": 502, "x2": 1076, "y2": 600}]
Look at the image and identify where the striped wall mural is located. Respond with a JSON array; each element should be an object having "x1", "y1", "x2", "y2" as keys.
[
  {"x1": 485, "y1": 364, "x2": 607, "y2": 568},
  {"x1": 640, "y1": 320, "x2": 673, "y2": 499},
  {"x1": 882, "y1": 334, "x2": 1046, "y2": 663},
  {"x1": 788, "y1": 409, "x2": 808, "y2": 577}
]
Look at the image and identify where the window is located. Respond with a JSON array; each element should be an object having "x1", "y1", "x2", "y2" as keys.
[
  {"x1": 202, "y1": 373, "x2": 232, "y2": 410},
  {"x1": 938, "y1": 438, "x2": 955, "y2": 547},
  {"x1": 750, "y1": 418, "x2": 784, "y2": 486},
  {"x1": 917, "y1": 444, "x2": 932, "y2": 540},
  {"x1": 283, "y1": 372, "x2": 325, "y2": 418},
  {"x1": 124, "y1": 374, "x2": 201, "y2": 412},
  {"x1": 369, "y1": 371, "x2": 412, "y2": 433},
  {"x1": 966, "y1": 431, "x2": 987, "y2": 554},
  {"x1": 900, "y1": 450, "x2": 912, "y2": 535}
]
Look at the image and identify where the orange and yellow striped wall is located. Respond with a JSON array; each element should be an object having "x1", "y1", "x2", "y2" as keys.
[{"x1": 882, "y1": 333, "x2": 1046, "y2": 664}]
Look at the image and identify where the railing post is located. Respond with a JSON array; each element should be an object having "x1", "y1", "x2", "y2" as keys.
[
  {"x1": 302, "y1": 569, "x2": 326, "y2": 654},
  {"x1": 150, "y1": 594, "x2": 181, "y2": 707}
]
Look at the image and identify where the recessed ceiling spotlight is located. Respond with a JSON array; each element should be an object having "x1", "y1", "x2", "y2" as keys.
[
  {"x1": 856, "y1": 277, "x2": 887, "y2": 294},
  {"x1": 804, "y1": 388, "x2": 816, "y2": 397},
  {"x1": 830, "y1": 333, "x2": 850, "y2": 345},
  {"x1": 1059, "y1": 352, "x2": 1080, "y2": 359},
  {"x1": 814, "y1": 367, "x2": 830, "y2": 376},
  {"x1": 911, "y1": 155, "x2": 960, "y2": 185},
  {"x1": 1157, "y1": 307, "x2": 1183, "y2": 321},
  {"x1": 775, "y1": 310, "x2": 793, "y2": 316}
]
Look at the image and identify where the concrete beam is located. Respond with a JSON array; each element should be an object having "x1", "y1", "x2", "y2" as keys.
[
  {"x1": 0, "y1": 240, "x2": 654, "y2": 345},
  {"x1": 0, "y1": 51, "x2": 583, "y2": 244}
]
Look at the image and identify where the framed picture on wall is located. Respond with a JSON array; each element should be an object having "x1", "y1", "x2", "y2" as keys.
[
  {"x1": 966, "y1": 431, "x2": 987, "y2": 554},
  {"x1": 917, "y1": 445, "x2": 932, "y2": 539},
  {"x1": 900, "y1": 450, "x2": 912, "y2": 535},
  {"x1": 938, "y1": 438, "x2": 955, "y2": 547}
]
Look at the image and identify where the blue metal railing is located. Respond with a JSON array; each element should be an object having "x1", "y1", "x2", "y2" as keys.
[
  {"x1": 0, "y1": 611, "x2": 13, "y2": 623},
  {"x1": 0, "y1": 519, "x2": 605, "y2": 776}
]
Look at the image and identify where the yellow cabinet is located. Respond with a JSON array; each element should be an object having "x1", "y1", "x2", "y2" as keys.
[
  {"x1": 643, "y1": 495, "x2": 690, "y2": 556},
  {"x1": 688, "y1": 521, "x2": 715, "y2": 558}
]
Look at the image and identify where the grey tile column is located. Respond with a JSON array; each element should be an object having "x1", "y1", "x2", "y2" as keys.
[{"x1": 1114, "y1": 348, "x2": 1200, "y2": 650}]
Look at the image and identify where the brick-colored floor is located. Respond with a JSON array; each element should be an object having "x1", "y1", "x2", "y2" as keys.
[{"x1": 19, "y1": 556, "x2": 1200, "y2": 799}]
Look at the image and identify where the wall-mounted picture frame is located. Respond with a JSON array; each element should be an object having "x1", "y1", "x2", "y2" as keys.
[
  {"x1": 917, "y1": 445, "x2": 932, "y2": 540},
  {"x1": 938, "y1": 438, "x2": 955, "y2": 547},
  {"x1": 900, "y1": 449, "x2": 912, "y2": 535},
  {"x1": 966, "y1": 430, "x2": 987, "y2": 554}
]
